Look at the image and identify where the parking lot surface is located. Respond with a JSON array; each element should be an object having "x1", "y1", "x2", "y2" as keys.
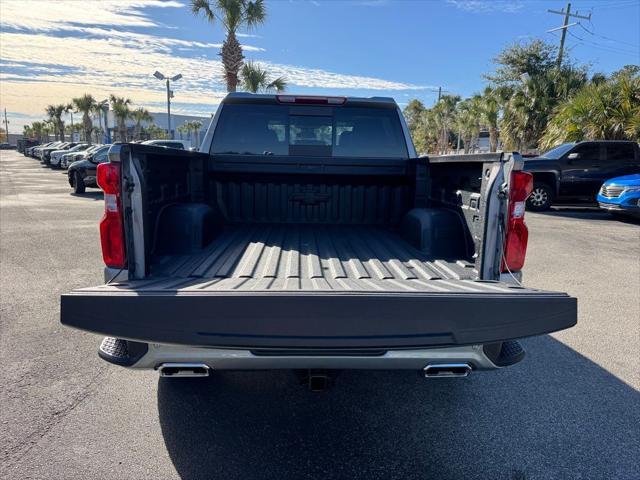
[{"x1": 1, "y1": 150, "x2": 639, "y2": 480}]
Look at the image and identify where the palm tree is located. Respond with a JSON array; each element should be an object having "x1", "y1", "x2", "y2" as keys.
[
  {"x1": 146, "y1": 123, "x2": 169, "y2": 140},
  {"x1": 240, "y1": 61, "x2": 287, "y2": 93},
  {"x1": 433, "y1": 95, "x2": 460, "y2": 154},
  {"x1": 177, "y1": 123, "x2": 189, "y2": 141},
  {"x1": 455, "y1": 99, "x2": 476, "y2": 153},
  {"x1": 189, "y1": 120, "x2": 203, "y2": 147},
  {"x1": 499, "y1": 67, "x2": 587, "y2": 150},
  {"x1": 46, "y1": 104, "x2": 72, "y2": 141},
  {"x1": 109, "y1": 95, "x2": 132, "y2": 142},
  {"x1": 541, "y1": 69, "x2": 640, "y2": 148},
  {"x1": 72, "y1": 94, "x2": 97, "y2": 145},
  {"x1": 42, "y1": 121, "x2": 54, "y2": 142},
  {"x1": 131, "y1": 107, "x2": 153, "y2": 140},
  {"x1": 480, "y1": 87, "x2": 500, "y2": 152},
  {"x1": 93, "y1": 99, "x2": 108, "y2": 143},
  {"x1": 191, "y1": 0, "x2": 267, "y2": 92}
]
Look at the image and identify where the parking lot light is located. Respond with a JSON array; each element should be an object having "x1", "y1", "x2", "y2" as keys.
[{"x1": 153, "y1": 71, "x2": 182, "y2": 139}]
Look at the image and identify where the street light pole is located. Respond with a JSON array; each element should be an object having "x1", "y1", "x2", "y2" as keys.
[
  {"x1": 102, "y1": 101, "x2": 111, "y2": 144},
  {"x1": 154, "y1": 71, "x2": 182, "y2": 140},
  {"x1": 166, "y1": 79, "x2": 172, "y2": 139}
]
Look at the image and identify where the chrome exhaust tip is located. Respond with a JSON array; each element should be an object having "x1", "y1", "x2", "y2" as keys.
[
  {"x1": 157, "y1": 363, "x2": 210, "y2": 378},
  {"x1": 423, "y1": 363, "x2": 472, "y2": 378}
]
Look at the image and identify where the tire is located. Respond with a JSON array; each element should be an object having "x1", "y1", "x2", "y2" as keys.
[
  {"x1": 527, "y1": 182, "x2": 554, "y2": 211},
  {"x1": 72, "y1": 171, "x2": 86, "y2": 194}
]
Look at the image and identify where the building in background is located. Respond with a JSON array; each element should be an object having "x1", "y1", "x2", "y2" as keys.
[{"x1": 94, "y1": 110, "x2": 211, "y2": 148}]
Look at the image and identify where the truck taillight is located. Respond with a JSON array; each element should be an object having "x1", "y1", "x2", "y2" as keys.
[
  {"x1": 97, "y1": 162, "x2": 126, "y2": 269},
  {"x1": 501, "y1": 171, "x2": 533, "y2": 273}
]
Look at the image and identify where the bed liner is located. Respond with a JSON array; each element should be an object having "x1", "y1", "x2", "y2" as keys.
[{"x1": 150, "y1": 223, "x2": 477, "y2": 292}]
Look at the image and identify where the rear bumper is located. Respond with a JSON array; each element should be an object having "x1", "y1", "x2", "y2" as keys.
[
  {"x1": 102, "y1": 339, "x2": 515, "y2": 371},
  {"x1": 61, "y1": 286, "x2": 577, "y2": 350}
]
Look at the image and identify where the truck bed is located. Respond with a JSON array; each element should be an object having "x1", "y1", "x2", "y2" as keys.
[
  {"x1": 149, "y1": 223, "x2": 477, "y2": 292},
  {"x1": 61, "y1": 224, "x2": 576, "y2": 349}
]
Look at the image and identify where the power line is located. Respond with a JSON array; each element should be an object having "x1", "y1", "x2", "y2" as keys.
[
  {"x1": 579, "y1": 0, "x2": 638, "y2": 9},
  {"x1": 567, "y1": 29, "x2": 638, "y2": 55},
  {"x1": 567, "y1": 30, "x2": 638, "y2": 57},
  {"x1": 577, "y1": 22, "x2": 640, "y2": 49}
]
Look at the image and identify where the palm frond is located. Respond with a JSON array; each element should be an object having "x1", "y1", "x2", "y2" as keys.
[{"x1": 191, "y1": 0, "x2": 216, "y2": 22}]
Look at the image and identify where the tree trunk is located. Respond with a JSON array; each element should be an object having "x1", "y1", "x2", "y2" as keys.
[
  {"x1": 220, "y1": 31, "x2": 244, "y2": 93},
  {"x1": 83, "y1": 113, "x2": 93, "y2": 145},
  {"x1": 489, "y1": 126, "x2": 498, "y2": 152},
  {"x1": 118, "y1": 120, "x2": 126, "y2": 142}
]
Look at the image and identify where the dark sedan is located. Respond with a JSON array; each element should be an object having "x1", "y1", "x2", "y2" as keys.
[{"x1": 68, "y1": 145, "x2": 109, "y2": 194}]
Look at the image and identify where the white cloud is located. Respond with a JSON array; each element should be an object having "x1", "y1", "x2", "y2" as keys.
[
  {"x1": 446, "y1": 0, "x2": 525, "y2": 13},
  {"x1": 0, "y1": 0, "x2": 185, "y2": 30},
  {"x1": 0, "y1": 0, "x2": 429, "y2": 127}
]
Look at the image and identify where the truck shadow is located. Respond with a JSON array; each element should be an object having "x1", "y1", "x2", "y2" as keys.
[
  {"x1": 70, "y1": 191, "x2": 103, "y2": 201},
  {"x1": 157, "y1": 336, "x2": 639, "y2": 480},
  {"x1": 535, "y1": 208, "x2": 640, "y2": 224}
]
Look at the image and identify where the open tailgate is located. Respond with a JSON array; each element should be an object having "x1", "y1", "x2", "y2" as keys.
[{"x1": 61, "y1": 279, "x2": 576, "y2": 349}]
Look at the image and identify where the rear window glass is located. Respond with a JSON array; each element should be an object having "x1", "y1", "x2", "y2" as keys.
[
  {"x1": 211, "y1": 104, "x2": 407, "y2": 158},
  {"x1": 606, "y1": 144, "x2": 635, "y2": 162}
]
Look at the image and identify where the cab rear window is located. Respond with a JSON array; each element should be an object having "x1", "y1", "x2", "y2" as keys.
[{"x1": 211, "y1": 104, "x2": 408, "y2": 158}]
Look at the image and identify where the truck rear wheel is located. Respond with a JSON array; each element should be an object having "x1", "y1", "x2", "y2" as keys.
[{"x1": 527, "y1": 182, "x2": 553, "y2": 211}]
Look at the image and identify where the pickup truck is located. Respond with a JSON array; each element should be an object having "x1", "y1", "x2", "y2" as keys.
[
  {"x1": 524, "y1": 140, "x2": 640, "y2": 211},
  {"x1": 60, "y1": 93, "x2": 577, "y2": 386}
]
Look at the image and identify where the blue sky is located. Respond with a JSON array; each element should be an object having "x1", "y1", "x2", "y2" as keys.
[{"x1": 1, "y1": 0, "x2": 638, "y2": 132}]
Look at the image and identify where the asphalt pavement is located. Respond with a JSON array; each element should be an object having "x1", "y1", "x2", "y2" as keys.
[{"x1": 1, "y1": 150, "x2": 638, "y2": 480}]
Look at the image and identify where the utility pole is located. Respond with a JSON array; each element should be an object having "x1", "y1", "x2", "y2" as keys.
[
  {"x1": 547, "y1": 2, "x2": 591, "y2": 67},
  {"x1": 437, "y1": 86, "x2": 442, "y2": 102}
]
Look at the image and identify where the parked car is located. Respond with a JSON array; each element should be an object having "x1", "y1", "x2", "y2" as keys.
[
  {"x1": 523, "y1": 140, "x2": 640, "y2": 211},
  {"x1": 597, "y1": 174, "x2": 640, "y2": 218},
  {"x1": 50, "y1": 144, "x2": 89, "y2": 168},
  {"x1": 35, "y1": 141, "x2": 65, "y2": 162},
  {"x1": 61, "y1": 144, "x2": 103, "y2": 169},
  {"x1": 0, "y1": 143, "x2": 14, "y2": 150},
  {"x1": 27, "y1": 143, "x2": 48, "y2": 157},
  {"x1": 141, "y1": 139, "x2": 190, "y2": 150},
  {"x1": 60, "y1": 93, "x2": 577, "y2": 387},
  {"x1": 42, "y1": 142, "x2": 77, "y2": 165},
  {"x1": 67, "y1": 145, "x2": 110, "y2": 193},
  {"x1": 31, "y1": 142, "x2": 58, "y2": 159},
  {"x1": 18, "y1": 139, "x2": 39, "y2": 154}
]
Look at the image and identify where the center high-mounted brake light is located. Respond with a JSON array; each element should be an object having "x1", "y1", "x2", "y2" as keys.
[
  {"x1": 97, "y1": 162, "x2": 126, "y2": 269},
  {"x1": 276, "y1": 95, "x2": 346, "y2": 105},
  {"x1": 501, "y1": 170, "x2": 533, "y2": 273}
]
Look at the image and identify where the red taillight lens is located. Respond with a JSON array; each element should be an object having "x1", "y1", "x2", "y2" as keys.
[
  {"x1": 97, "y1": 162, "x2": 126, "y2": 268},
  {"x1": 501, "y1": 171, "x2": 533, "y2": 272}
]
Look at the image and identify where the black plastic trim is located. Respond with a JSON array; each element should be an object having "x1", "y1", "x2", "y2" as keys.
[
  {"x1": 483, "y1": 340, "x2": 526, "y2": 367},
  {"x1": 97, "y1": 337, "x2": 148, "y2": 366},
  {"x1": 61, "y1": 290, "x2": 577, "y2": 349}
]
